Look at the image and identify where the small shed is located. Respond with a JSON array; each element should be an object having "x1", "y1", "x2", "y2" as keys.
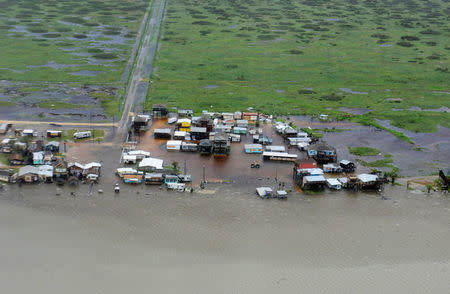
[
  {"x1": 152, "y1": 104, "x2": 168, "y2": 117},
  {"x1": 153, "y1": 128, "x2": 172, "y2": 139},
  {"x1": 326, "y1": 178, "x2": 342, "y2": 190},
  {"x1": 297, "y1": 158, "x2": 317, "y2": 169}
]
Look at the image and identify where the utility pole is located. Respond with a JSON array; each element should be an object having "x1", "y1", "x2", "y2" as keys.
[
  {"x1": 202, "y1": 165, "x2": 206, "y2": 183},
  {"x1": 184, "y1": 160, "x2": 187, "y2": 175}
]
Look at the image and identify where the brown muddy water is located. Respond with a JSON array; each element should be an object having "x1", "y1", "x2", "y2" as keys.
[{"x1": 1, "y1": 182, "x2": 449, "y2": 293}]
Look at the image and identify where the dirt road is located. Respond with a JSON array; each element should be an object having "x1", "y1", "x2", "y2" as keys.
[{"x1": 117, "y1": 0, "x2": 166, "y2": 141}]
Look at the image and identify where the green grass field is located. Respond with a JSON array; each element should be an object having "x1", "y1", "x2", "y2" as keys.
[
  {"x1": 0, "y1": 0, "x2": 151, "y2": 117},
  {"x1": 146, "y1": 0, "x2": 449, "y2": 133}
]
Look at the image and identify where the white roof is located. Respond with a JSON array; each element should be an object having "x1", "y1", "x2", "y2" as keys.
[
  {"x1": 68, "y1": 162, "x2": 85, "y2": 169},
  {"x1": 276, "y1": 190, "x2": 288, "y2": 196},
  {"x1": 19, "y1": 166, "x2": 39, "y2": 176},
  {"x1": 33, "y1": 152, "x2": 44, "y2": 160},
  {"x1": 47, "y1": 130, "x2": 61, "y2": 133},
  {"x1": 139, "y1": 157, "x2": 164, "y2": 170},
  {"x1": 177, "y1": 118, "x2": 191, "y2": 124},
  {"x1": 167, "y1": 140, "x2": 182, "y2": 146},
  {"x1": 265, "y1": 145, "x2": 285, "y2": 152},
  {"x1": 167, "y1": 117, "x2": 177, "y2": 124},
  {"x1": 256, "y1": 187, "x2": 273, "y2": 196},
  {"x1": 123, "y1": 154, "x2": 137, "y2": 160},
  {"x1": 2, "y1": 138, "x2": 10, "y2": 144},
  {"x1": 38, "y1": 165, "x2": 53, "y2": 177},
  {"x1": 23, "y1": 129, "x2": 34, "y2": 133},
  {"x1": 338, "y1": 177, "x2": 348, "y2": 184},
  {"x1": 326, "y1": 178, "x2": 341, "y2": 186},
  {"x1": 84, "y1": 162, "x2": 101, "y2": 169},
  {"x1": 236, "y1": 119, "x2": 248, "y2": 124},
  {"x1": 263, "y1": 152, "x2": 298, "y2": 158},
  {"x1": 173, "y1": 131, "x2": 187, "y2": 137},
  {"x1": 299, "y1": 168, "x2": 324, "y2": 175},
  {"x1": 289, "y1": 137, "x2": 311, "y2": 143},
  {"x1": 234, "y1": 127, "x2": 247, "y2": 131},
  {"x1": 340, "y1": 160, "x2": 351, "y2": 165},
  {"x1": 127, "y1": 150, "x2": 150, "y2": 157},
  {"x1": 323, "y1": 164, "x2": 337, "y2": 168},
  {"x1": 304, "y1": 175, "x2": 326, "y2": 182},
  {"x1": 68, "y1": 162, "x2": 101, "y2": 170},
  {"x1": 297, "y1": 142, "x2": 309, "y2": 147},
  {"x1": 357, "y1": 174, "x2": 378, "y2": 183},
  {"x1": 117, "y1": 168, "x2": 137, "y2": 173}
]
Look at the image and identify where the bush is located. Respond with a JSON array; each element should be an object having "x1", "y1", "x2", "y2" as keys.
[{"x1": 348, "y1": 146, "x2": 380, "y2": 156}]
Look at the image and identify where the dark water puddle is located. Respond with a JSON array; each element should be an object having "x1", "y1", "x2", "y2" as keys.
[
  {"x1": 338, "y1": 107, "x2": 372, "y2": 115},
  {"x1": 70, "y1": 70, "x2": 105, "y2": 76},
  {"x1": 339, "y1": 88, "x2": 369, "y2": 95},
  {"x1": 27, "y1": 61, "x2": 80, "y2": 69}
]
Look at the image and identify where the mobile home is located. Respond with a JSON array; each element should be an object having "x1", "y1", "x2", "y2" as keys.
[
  {"x1": 144, "y1": 173, "x2": 164, "y2": 185},
  {"x1": 244, "y1": 144, "x2": 263, "y2": 154},
  {"x1": 233, "y1": 127, "x2": 247, "y2": 135},
  {"x1": 181, "y1": 142, "x2": 198, "y2": 152},
  {"x1": 47, "y1": 130, "x2": 62, "y2": 138},
  {"x1": 167, "y1": 140, "x2": 182, "y2": 151},
  {"x1": 262, "y1": 151, "x2": 297, "y2": 162},
  {"x1": 73, "y1": 131, "x2": 91, "y2": 139}
]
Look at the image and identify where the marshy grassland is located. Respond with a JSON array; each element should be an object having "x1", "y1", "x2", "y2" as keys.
[
  {"x1": 147, "y1": 0, "x2": 449, "y2": 134},
  {"x1": 0, "y1": 0, "x2": 151, "y2": 119}
]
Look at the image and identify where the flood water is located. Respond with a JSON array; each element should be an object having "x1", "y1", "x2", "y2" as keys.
[{"x1": 1, "y1": 182, "x2": 449, "y2": 293}]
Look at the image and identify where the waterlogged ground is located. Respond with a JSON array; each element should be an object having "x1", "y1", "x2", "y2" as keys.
[
  {"x1": 148, "y1": 0, "x2": 449, "y2": 133},
  {"x1": 0, "y1": 0, "x2": 151, "y2": 119},
  {"x1": 1, "y1": 180, "x2": 449, "y2": 293}
]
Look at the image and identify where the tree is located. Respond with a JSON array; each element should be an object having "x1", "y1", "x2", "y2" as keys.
[
  {"x1": 171, "y1": 161, "x2": 179, "y2": 171},
  {"x1": 426, "y1": 184, "x2": 433, "y2": 194}
]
